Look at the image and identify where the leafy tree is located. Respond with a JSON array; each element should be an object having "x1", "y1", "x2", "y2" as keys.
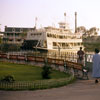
[
  {"x1": 88, "y1": 27, "x2": 98, "y2": 36},
  {"x1": 76, "y1": 26, "x2": 86, "y2": 34}
]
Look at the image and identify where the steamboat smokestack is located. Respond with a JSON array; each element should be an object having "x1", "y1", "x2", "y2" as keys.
[
  {"x1": 75, "y1": 12, "x2": 77, "y2": 33},
  {"x1": 64, "y1": 13, "x2": 66, "y2": 23}
]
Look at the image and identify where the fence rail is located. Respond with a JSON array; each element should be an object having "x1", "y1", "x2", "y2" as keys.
[
  {"x1": 0, "y1": 52, "x2": 78, "y2": 62},
  {"x1": 0, "y1": 52, "x2": 93, "y2": 70}
]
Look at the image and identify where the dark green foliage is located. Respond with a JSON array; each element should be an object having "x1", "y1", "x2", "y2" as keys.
[
  {"x1": 83, "y1": 43, "x2": 100, "y2": 52},
  {"x1": 1, "y1": 75, "x2": 15, "y2": 83},
  {"x1": 42, "y1": 61, "x2": 52, "y2": 79},
  {"x1": 0, "y1": 43, "x2": 20, "y2": 52}
]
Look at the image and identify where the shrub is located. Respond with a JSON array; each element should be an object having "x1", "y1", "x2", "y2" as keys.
[
  {"x1": 1, "y1": 75, "x2": 15, "y2": 83},
  {"x1": 42, "y1": 60, "x2": 52, "y2": 79}
]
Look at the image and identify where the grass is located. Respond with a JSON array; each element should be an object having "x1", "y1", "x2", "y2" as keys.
[{"x1": 0, "y1": 61, "x2": 70, "y2": 81}]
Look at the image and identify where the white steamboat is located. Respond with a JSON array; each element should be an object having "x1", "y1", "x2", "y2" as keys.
[{"x1": 25, "y1": 20, "x2": 82, "y2": 54}]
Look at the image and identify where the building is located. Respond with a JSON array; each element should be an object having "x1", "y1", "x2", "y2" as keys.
[{"x1": 3, "y1": 26, "x2": 34, "y2": 44}]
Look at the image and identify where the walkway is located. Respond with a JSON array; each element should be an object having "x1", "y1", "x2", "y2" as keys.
[{"x1": 0, "y1": 73, "x2": 100, "y2": 100}]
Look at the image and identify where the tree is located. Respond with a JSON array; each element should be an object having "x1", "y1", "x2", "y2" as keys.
[
  {"x1": 41, "y1": 59, "x2": 52, "y2": 79},
  {"x1": 88, "y1": 27, "x2": 98, "y2": 36},
  {"x1": 76, "y1": 26, "x2": 87, "y2": 34}
]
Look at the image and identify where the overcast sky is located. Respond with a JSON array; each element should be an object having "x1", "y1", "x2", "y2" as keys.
[{"x1": 0, "y1": 0, "x2": 100, "y2": 31}]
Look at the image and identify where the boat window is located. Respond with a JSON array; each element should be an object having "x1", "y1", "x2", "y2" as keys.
[{"x1": 53, "y1": 42, "x2": 57, "y2": 46}]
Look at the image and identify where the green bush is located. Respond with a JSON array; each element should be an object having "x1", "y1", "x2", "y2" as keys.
[
  {"x1": 42, "y1": 61, "x2": 52, "y2": 79},
  {"x1": 1, "y1": 75, "x2": 15, "y2": 83}
]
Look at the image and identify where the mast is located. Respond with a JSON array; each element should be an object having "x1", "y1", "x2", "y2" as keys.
[{"x1": 35, "y1": 17, "x2": 37, "y2": 29}]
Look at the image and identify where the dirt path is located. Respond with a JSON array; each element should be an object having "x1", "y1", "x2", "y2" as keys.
[{"x1": 0, "y1": 77, "x2": 100, "y2": 100}]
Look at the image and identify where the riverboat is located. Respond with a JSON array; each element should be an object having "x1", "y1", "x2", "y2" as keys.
[{"x1": 21, "y1": 14, "x2": 83, "y2": 54}]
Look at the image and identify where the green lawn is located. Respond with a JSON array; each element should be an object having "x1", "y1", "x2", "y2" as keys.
[{"x1": 0, "y1": 61, "x2": 69, "y2": 81}]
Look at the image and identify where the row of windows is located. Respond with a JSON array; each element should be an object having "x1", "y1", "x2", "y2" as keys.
[
  {"x1": 8, "y1": 39, "x2": 22, "y2": 42},
  {"x1": 5, "y1": 33, "x2": 21, "y2": 36},
  {"x1": 5, "y1": 39, "x2": 22, "y2": 42},
  {"x1": 5, "y1": 28, "x2": 33, "y2": 32},
  {"x1": 3, "y1": 38, "x2": 22, "y2": 41},
  {"x1": 5, "y1": 28, "x2": 23, "y2": 32},
  {"x1": 47, "y1": 33, "x2": 79, "y2": 39},
  {"x1": 53, "y1": 42, "x2": 82, "y2": 46}
]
